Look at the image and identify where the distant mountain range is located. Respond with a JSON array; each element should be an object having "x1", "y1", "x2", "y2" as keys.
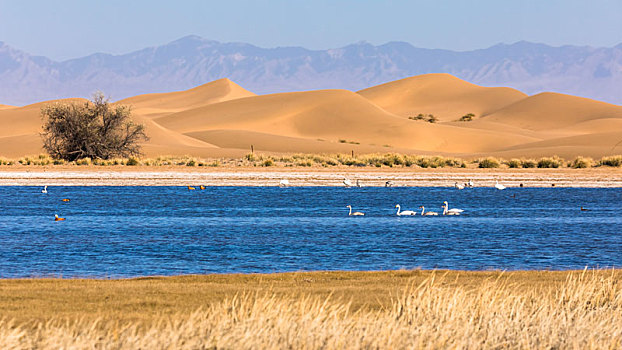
[{"x1": 1, "y1": 35, "x2": 621, "y2": 106}]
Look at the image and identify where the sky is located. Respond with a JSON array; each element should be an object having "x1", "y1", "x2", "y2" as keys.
[{"x1": 0, "y1": 0, "x2": 621, "y2": 61}]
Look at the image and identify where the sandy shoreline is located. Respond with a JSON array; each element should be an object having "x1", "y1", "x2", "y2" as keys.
[{"x1": 1, "y1": 167, "x2": 622, "y2": 187}]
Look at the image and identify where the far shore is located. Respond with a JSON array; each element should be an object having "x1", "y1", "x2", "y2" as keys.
[{"x1": 1, "y1": 166, "x2": 621, "y2": 187}]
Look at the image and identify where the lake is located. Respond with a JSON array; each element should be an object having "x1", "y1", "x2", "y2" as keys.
[{"x1": 0, "y1": 186, "x2": 620, "y2": 278}]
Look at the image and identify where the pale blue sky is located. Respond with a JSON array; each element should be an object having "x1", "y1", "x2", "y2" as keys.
[{"x1": 1, "y1": 0, "x2": 621, "y2": 60}]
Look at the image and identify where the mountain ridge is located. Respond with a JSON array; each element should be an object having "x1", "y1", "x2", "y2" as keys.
[{"x1": 1, "y1": 36, "x2": 621, "y2": 105}]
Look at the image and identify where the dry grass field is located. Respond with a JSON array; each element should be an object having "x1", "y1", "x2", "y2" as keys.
[{"x1": 0, "y1": 269, "x2": 620, "y2": 348}]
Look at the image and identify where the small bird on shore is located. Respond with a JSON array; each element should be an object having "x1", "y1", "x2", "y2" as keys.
[{"x1": 54, "y1": 214, "x2": 65, "y2": 221}]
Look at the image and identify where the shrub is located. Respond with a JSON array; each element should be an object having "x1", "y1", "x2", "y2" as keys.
[
  {"x1": 597, "y1": 155, "x2": 622, "y2": 167},
  {"x1": 569, "y1": 156, "x2": 593, "y2": 169},
  {"x1": 478, "y1": 157, "x2": 500, "y2": 168},
  {"x1": 537, "y1": 157, "x2": 563, "y2": 168},
  {"x1": 75, "y1": 158, "x2": 92, "y2": 166},
  {"x1": 41, "y1": 92, "x2": 148, "y2": 161},
  {"x1": 506, "y1": 159, "x2": 522, "y2": 168},
  {"x1": 124, "y1": 157, "x2": 139, "y2": 166},
  {"x1": 262, "y1": 159, "x2": 274, "y2": 167},
  {"x1": 409, "y1": 114, "x2": 437, "y2": 123},
  {"x1": 458, "y1": 113, "x2": 475, "y2": 122},
  {"x1": 519, "y1": 159, "x2": 536, "y2": 168}
]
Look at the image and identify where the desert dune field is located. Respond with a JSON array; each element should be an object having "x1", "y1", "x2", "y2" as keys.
[{"x1": 2, "y1": 74, "x2": 622, "y2": 159}]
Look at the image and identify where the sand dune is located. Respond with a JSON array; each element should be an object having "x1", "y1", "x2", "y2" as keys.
[
  {"x1": 156, "y1": 89, "x2": 535, "y2": 153},
  {"x1": 1, "y1": 75, "x2": 622, "y2": 159},
  {"x1": 482, "y1": 92, "x2": 622, "y2": 131},
  {"x1": 358, "y1": 73, "x2": 527, "y2": 121},
  {"x1": 117, "y1": 78, "x2": 255, "y2": 119}
]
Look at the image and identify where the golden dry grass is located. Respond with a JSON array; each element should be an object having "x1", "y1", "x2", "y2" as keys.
[
  {"x1": 0, "y1": 269, "x2": 620, "y2": 348},
  {"x1": 3, "y1": 153, "x2": 622, "y2": 169}
]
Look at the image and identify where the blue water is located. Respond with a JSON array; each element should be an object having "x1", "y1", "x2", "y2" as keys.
[{"x1": 0, "y1": 186, "x2": 621, "y2": 278}]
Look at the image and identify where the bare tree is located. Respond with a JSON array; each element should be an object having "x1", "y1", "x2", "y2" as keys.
[{"x1": 41, "y1": 92, "x2": 148, "y2": 161}]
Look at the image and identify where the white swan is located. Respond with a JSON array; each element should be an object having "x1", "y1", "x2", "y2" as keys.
[
  {"x1": 346, "y1": 205, "x2": 365, "y2": 216},
  {"x1": 343, "y1": 178, "x2": 353, "y2": 187},
  {"x1": 419, "y1": 205, "x2": 438, "y2": 216},
  {"x1": 442, "y1": 201, "x2": 464, "y2": 215},
  {"x1": 395, "y1": 204, "x2": 416, "y2": 216},
  {"x1": 454, "y1": 182, "x2": 464, "y2": 190},
  {"x1": 41, "y1": 186, "x2": 48, "y2": 194},
  {"x1": 279, "y1": 179, "x2": 290, "y2": 187},
  {"x1": 494, "y1": 180, "x2": 506, "y2": 190},
  {"x1": 467, "y1": 179, "x2": 474, "y2": 188}
]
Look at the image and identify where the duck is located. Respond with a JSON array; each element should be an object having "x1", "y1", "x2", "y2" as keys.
[
  {"x1": 346, "y1": 205, "x2": 365, "y2": 216},
  {"x1": 187, "y1": 186, "x2": 196, "y2": 190},
  {"x1": 395, "y1": 204, "x2": 417, "y2": 216},
  {"x1": 442, "y1": 201, "x2": 464, "y2": 215},
  {"x1": 61, "y1": 198, "x2": 70, "y2": 202},
  {"x1": 419, "y1": 206, "x2": 438, "y2": 216},
  {"x1": 54, "y1": 214, "x2": 65, "y2": 221},
  {"x1": 200, "y1": 185, "x2": 206, "y2": 190}
]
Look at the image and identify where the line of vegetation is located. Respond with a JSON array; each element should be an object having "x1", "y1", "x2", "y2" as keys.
[
  {"x1": 3, "y1": 153, "x2": 622, "y2": 169},
  {"x1": 0, "y1": 270, "x2": 618, "y2": 348}
]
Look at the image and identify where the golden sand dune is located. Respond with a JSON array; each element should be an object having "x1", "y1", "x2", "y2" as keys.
[
  {"x1": 0, "y1": 104, "x2": 15, "y2": 110},
  {"x1": 482, "y1": 92, "x2": 622, "y2": 131},
  {"x1": 156, "y1": 89, "x2": 535, "y2": 153},
  {"x1": 2, "y1": 74, "x2": 622, "y2": 159},
  {"x1": 117, "y1": 78, "x2": 255, "y2": 119},
  {"x1": 358, "y1": 73, "x2": 527, "y2": 121}
]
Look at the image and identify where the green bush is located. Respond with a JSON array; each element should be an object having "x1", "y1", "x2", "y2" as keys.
[
  {"x1": 458, "y1": 113, "x2": 475, "y2": 122},
  {"x1": 537, "y1": 157, "x2": 563, "y2": 168},
  {"x1": 409, "y1": 113, "x2": 437, "y2": 123},
  {"x1": 506, "y1": 159, "x2": 522, "y2": 168},
  {"x1": 478, "y1": 157, "x2": 500, "y2": 168},
  {"x1": 569, "y1": 156, "x2": 593, "y2": 169},
  {"x1": 262, "y1": 159, "x2": 274, "y2": 167},
  {"x1": 598, "y1": 155, "x2": 622, "y2": 167},
  {"x1": 520, "y1": 159, "x2": 537, "y2": 168},
  {"x1": 125, "y1": 157, "x2": 139, "y2": 166}
]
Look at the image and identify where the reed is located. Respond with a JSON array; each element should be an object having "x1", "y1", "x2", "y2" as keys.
[{"x1": 0, "y1": 270, "x2": 619, "y2": 349}]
